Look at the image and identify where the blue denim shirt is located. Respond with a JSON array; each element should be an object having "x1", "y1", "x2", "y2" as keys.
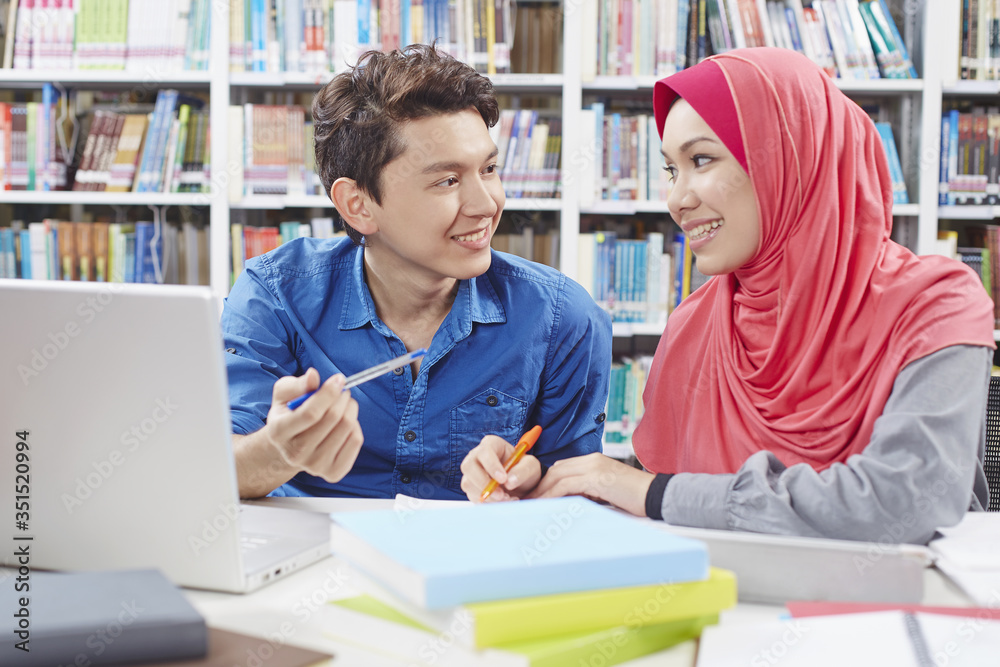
[{"x1": 221, "y1": 237, "x2": 612, "y2": 499}]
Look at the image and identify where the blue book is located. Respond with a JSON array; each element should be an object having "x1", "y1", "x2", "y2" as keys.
[
  {"x1": 874, "y1": 0, "x2": 918, "y2": 78},
  {"x1": 330, "y1": 497, "x2": 709, "y2": 610},
  {"x1": 123, "y1": 233, "x2": 136, "y2": 283},
  {"x1": 0, "y1": 228, "x2": 13, "y2": 278},
  {"x1": 939, "y1": 112, "x2": 952, "y2": 205},
  {"x1": 677, "y1": 0, "x2": 691, "y2": 70},
  {"x1": 947, "y1": 108, "x2": 960, "y2": 205},
  {"x1": 133, "y1": 221, "x2": 163, "y2": 284},
  {"x1": 19, "y1": 229, "x2": 31, "y2": 279}
]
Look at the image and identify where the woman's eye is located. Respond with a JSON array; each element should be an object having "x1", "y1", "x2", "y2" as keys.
[
  {"x1": 692, "y1": 155, "x2": 712, "y2": 168},
  {"x1": 483, "y1": 164, "x2": 498, "y2": 175},
  {"x1": 662, "y1": 165, "x2": 677, "y2": 182}
]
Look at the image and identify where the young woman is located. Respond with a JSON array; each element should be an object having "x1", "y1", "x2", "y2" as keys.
[{"x1": 461, "y1": 48, "x2": 995, "y2": 545}]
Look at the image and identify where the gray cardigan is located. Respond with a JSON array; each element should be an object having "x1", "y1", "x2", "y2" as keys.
[{"x1": 646, "y1": 345, "x2": 993, "y2": 544}]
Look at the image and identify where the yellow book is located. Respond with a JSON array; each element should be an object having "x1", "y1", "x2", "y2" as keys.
[
  {"x1": 105, "y1": 114, "x2": 149, "y2": 192},
  {"x1": 231, "y1": 223, "x2": 244, "y2": 286},
  {"x1": 348, "y1": 567, "x2": 735, "y2": 650},
  {"x1": 454, "y1": 566, "x2": 734, "y2": 648},
  {"x1": 330, "y1": 594, "x2": 717, "y2": 667}
]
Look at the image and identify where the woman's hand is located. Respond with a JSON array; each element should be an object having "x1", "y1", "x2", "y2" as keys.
[
  {"x1": 526, "y1": 452, "x2": 655, "y2": 517},
  {"x1": 460, "y1": 435, "x2": 543, "y2": 502}
]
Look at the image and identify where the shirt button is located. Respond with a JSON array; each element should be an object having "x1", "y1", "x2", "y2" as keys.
[
  {"x1": 225, "y1": 348, "x2": 236, "y2": 354},
  {"x1": 400, "y1": 474, "x2": 412, "y2": 484},
  {"x1": 595, "y1": 412, "x2": 606, "y2": 423},
  {"x1": 404, "y1": 430, "x2": 417, "y2": 442},
  {"x1": 393, "y1": 366, "x2": 405, "y2": 376},
  {"x1": 487, "y1": 395, "x2": 499, "y2": 406}
]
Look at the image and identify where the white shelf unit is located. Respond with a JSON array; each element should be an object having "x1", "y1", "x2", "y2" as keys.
[{"x1": 0, "y1": 0, "x2": 947, "y2": 301}]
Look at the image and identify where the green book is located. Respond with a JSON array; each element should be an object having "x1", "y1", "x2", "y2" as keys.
[
  {"x1": 332, "y1": 567, "x2": 735, "y2": 650},
  {"x1": 331, "y1": 595, "x2": 716, "y2": 667}
]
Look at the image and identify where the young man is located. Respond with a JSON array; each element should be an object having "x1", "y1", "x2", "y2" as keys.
[{"x1": 222, "y1": 44, "x2": 612, "y2": 500}]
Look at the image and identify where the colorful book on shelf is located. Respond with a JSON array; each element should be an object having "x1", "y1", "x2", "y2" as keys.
[
  {"x1": 873, "y1": 121, "x2": 908, "y2": 204},
  {"x1": 105, "y1": 113, "x2": 149, "y2": 192},
  {"x1": 330, "y1": 497, "x2": 709, "y2": 610}
]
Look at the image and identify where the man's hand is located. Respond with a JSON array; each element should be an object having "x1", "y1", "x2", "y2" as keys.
[
  {"x1": 234, "y1": 368, "x2": 364, "y2": 498},
  {"x1": 460, "y1": 435, "x2": 543, "y2": 502}
]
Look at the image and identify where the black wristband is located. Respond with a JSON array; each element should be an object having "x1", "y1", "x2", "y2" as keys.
[{"x1": 644, "y1": 473, "x2": 674, "y2": 520}]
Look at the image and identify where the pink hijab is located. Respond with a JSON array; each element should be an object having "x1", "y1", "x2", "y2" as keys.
[{"x1": 633, "y1": 48, "x2": 996, "y2": 474}]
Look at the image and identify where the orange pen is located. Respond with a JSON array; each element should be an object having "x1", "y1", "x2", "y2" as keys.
[{"x1": 479, "y1": 425, "x2": 543, "y2": 501}]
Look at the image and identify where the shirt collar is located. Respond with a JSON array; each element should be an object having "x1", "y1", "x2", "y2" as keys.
[{"x1": 339, "y1": 246, "x2": 507, "y2": 333}]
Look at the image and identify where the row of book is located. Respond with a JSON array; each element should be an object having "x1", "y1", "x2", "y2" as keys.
[
  {"x1": 580, "y1": 104, "x2": 909, "y2": 207},
  {"x1": 585, "y1": 0, "x2": 917, "y2": 81},
  {"x1": 0, "y1": 87, "x2": 209, "y2": 193},
  {"x1": 2, "y1": 0, "x2": 211, "y2": 71},
  {"x1": 938, "y1": 107, "x2": 1000, "y2": 206},
  {"x1": 0, "y1": 218, "x2": 210, "y2": 285},
  {"x1": 489, "y1": 226, "x2": 560, "y2": 270},
  {"x1": 603, "y1": 355, "x2": 653, "y2": 458},
  {"x1": 225, "y1": 103, "x2": 562, "y2": 201},
  {"x1": 229, "y1": 0, "x2": 514, "y2": 75},
  {"x1": 228, "y1": 104, "x2": 318, "y2": 198},
  {"x1": 959, "y1": 0, "x2": 1000, "y2": 81},
  {"x1": 230, "y1": 217, "x2": 345, "y2": 283},
  {"x1": 0, "y1": 85, "x2": 67, "y2": 190},
  {"x1": 492, "y1": 109, "x2": 561, "y2": 199},
  {"x1": 577, "y1": 230, "x2": 708, "y2": 325},
  {"x1": 581, "y1": 105, "x2": 671, "y2": 204},
  {"x1": 959, "y1": 226, "x2": 1000, "y2": 329}
]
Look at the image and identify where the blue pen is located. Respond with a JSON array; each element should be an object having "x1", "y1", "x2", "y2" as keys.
[{"x1": 287, "y1": 348, "x2": 428, "y2": 410}]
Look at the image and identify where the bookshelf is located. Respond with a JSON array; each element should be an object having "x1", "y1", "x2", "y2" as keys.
[
  {"x1": 0, "y1": 1, "x2": 954, "y2": 305},
  {"x1": 925, "y1": 1, "x2": 1000, "y2": 343}
]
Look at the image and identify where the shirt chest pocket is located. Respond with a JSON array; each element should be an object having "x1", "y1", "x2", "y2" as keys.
[{"x1": 447, "y1": 388, "x2": 528, "y2": 489}]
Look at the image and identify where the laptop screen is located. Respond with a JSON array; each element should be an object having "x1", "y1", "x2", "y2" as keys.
[{"x1": 0, "y1": 280, "x2": 247, "y2": 592}]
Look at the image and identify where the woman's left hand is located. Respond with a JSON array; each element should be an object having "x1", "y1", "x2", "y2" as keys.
[{"x1": 526, "y1": 452, "x2": 655, "y2": 517}]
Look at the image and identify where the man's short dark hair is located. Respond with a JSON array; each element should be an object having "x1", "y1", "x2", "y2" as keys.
[{"x1": 312, "y1": 44, "x2": 500, "y2": 244}]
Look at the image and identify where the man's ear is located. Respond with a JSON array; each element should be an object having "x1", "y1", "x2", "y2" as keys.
[{"x1": 330, "y1": 177, "x2": 378, "y2": 236}]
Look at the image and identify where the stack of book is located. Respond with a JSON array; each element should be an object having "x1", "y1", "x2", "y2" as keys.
[{"x1": 327, "y1": 497, "x2": 737, "y2": 666}]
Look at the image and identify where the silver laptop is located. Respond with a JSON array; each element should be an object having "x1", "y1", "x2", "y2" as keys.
[{"x1": 0, "y1": 279, "x2": 330, "y2": 593}]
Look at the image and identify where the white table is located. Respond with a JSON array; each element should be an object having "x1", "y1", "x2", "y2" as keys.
[{"x1": 183, "y1": 498, "x2": 976, "y2": 667}]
